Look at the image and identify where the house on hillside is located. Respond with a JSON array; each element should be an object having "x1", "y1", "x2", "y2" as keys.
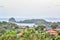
[{"x1": 46, "y1": 30, "x2": 58, "y2": 35}]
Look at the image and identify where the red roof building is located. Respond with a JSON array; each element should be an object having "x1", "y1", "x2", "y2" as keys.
[{"x1": 46, "y1": 30, "x2": 58, "y2": 35}]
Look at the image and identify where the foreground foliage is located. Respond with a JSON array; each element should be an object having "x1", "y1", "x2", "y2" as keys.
[
  {"x1": 0, "y1": 29, "x2": 60, "y2": 40},
  {"x1": 0, "y1": 21, "x2": 60, "y2": 40}
]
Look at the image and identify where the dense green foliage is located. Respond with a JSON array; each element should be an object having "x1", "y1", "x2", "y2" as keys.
[
  {"x1": 0, "y1": 29, "x2": 60, "y2": 40},
  {"x1": 0, "y1": 21, "x2": 60, "y2": 40},
  {"x1": 51, "y1": 23, "x2": 58, "y2": 29},
  {"x1": 35, "y1": 25, "x2": 46, "y2": 30}
]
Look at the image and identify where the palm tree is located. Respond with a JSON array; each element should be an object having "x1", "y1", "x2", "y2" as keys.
[
  {"x1": 35, "y1": 24, "x2": 46, "y2": 30},
  {"x1": 51, "y1": 22, "x2": 58, "y2": 29}
]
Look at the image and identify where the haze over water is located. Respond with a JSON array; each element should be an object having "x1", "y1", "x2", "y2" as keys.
[
  {"x1": 0, "y1": 18, "x2": 60, "y2": 22},
  {"x1": 0, "y1": 0, "x2": 60, "y2": 22}
]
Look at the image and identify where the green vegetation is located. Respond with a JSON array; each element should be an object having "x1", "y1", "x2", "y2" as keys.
[
  {"x1": 51, "y1": 22, "x2": 58, "y2": 29},
  {"x1": 0, "y1": 29, "x2": 60, "y2": 40},
  {"x1": 0, "y1": 21, "x2": 60, "y2": 40},
  {"x1": 35, "y1": 24, "x2": 46, "y2": 30}
]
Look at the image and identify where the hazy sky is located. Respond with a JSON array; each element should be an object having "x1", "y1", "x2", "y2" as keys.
[{"x1": 0, "y1": 0, "x2": 60, "y2": 18}]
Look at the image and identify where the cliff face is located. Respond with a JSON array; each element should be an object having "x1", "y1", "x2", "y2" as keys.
[{"x1": 9, "y1": 17, "x2": 16, "y2": 22}]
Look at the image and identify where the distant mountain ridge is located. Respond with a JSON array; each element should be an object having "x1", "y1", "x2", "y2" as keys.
[
  {"x1": 0, "y1": 18, "x2": 60, "y2": 22},
  {"x1": 44, "y1": 18, "x2": 60, "y2": 22},
  {"x1": 0, "y1": 18, "x2": 25, "y2": 22},
  {"x1": 44, "y1": 18, "x2": 60, "y2": 20},
  {"x1": 18, "y1": 19, "x2": 47, "y2": 23}
]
